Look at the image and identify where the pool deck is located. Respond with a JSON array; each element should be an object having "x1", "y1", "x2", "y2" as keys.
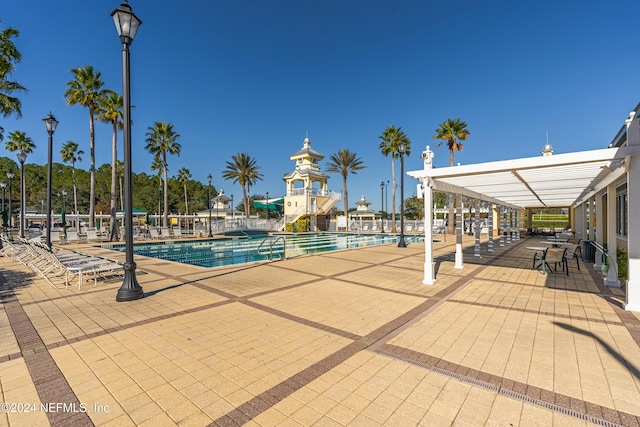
[{"x1": 1, "y1": 234, "x2": 639, "y2": 426}]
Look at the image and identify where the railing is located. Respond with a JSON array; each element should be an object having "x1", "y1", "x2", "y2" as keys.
[
  {"x1": 257, "y1": 235, "x2": 285, "y2": 261},
  {"x1": 588, "y1": 240, "x2": 618, "y2": 278}
]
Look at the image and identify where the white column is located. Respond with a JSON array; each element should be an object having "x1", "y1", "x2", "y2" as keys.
[
  {"x1": 594, "y1": 193, "x2": 604, "y2": 270},
  {"x1": 474, "y1": 200, "x2": 481, "y2": 259},
  {"x1": 605, "y1": 182, "x2": 620, "y2": 287},
  {"x1": 506, "y1": 208, "x2": 512, "y2": 244},
  {"x1": 455, "y1": 194, "x2": 464, "y2": 269},
  {"x1": 625, "y1": 112, "x2": 640, "y2": 311},
  {"x1": 488, "y1": 203, "x2": 494, "y2": 253},
  {"x1": 421, "y1": 146, "x2": 436, "y2": 285},
  {"x1": 516, "y1": 209, "x2": 521, "y2": 240},
  {"x1": 499, "y1": 206, "x2": 505, "y2": 247}
]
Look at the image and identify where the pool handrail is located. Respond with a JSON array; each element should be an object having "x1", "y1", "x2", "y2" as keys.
[{"x1": 257, "y1": 235, "x2": 286, "y2": 261}]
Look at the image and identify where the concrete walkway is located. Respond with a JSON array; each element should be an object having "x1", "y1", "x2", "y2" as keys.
[{"x1": 1, "y1": 234, "x2": 639, "y2": 426}]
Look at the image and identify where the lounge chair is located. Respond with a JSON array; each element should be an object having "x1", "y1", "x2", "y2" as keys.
[
  {"x1": 65, "y1": 230, "x2": 85, "y2": 244},
  {"x1": 149, "y1": 228, "x2": 161, "y2": 239},
  {"x1": 173, "y1": 228, "x2": 184, "y2": 238},
  {"x1": 161, "y1": 228, "x2": 173, "y2": 239},
  {"x1": 86, "y1": 229, "x2": 104, "y2": 242}
]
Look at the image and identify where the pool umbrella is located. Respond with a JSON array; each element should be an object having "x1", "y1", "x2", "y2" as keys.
[{"x1": 1, "y1": 210, "x2": 7, "y2": 228}]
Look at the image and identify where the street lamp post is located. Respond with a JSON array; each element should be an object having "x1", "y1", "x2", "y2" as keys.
[
  {"x1": 43, "y1": 112, "x2": 58, "y2": 249},
  {"x1": 17, "y1": 151, "x2": 27, "y2": 238},
  {"x1": 207, "y1": 174, "x2": 212, "y2": 237},
  {"x1": 380, "y1": 181, "x2": 385, "y2": 233},
  {"x1": 6, "y1": 171, "x2": 14, "y2": 228},
  {"x1": 230, "y1": 195, "x2": 234, "y2": 219},
  {"x1": 112, "y1": 0, "x2": 144, "y2": 302},
  {"x1": 266, "y1": 191, "x2": 270, "y2": 222},
  {"x1": 0, "y1": 181, "x2": 5, "y2": 216},
  {"x1": 398, "y1": 142, "x2": 407, "y2": 248},
  {"x1": 62, "y1": 189, "x2": 67, "y2": 212}
]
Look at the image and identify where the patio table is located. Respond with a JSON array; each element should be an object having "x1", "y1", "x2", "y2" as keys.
[{"x1": 526, "y1": 246, "x2": 548, "y2": 273}]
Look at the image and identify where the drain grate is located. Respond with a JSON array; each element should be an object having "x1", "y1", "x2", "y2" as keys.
[{"x1": 376, "y1": 348, "x2": 625, "y2": 427}]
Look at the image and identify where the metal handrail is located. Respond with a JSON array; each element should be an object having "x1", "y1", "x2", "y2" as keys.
[
  {"x1": 257, "y1": 235, "x2": 286, "y2": 261},
  {"x1": 588, "y1": 240, "x2": 619, "y2": 278}
]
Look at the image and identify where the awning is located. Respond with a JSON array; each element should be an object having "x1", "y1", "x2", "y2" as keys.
[
  {"x1": 253, "y1": 197, "x2": 284, "y2": 212},
  {"x1": 408, "y1": 145, "x2": 639, "y2": 209}
]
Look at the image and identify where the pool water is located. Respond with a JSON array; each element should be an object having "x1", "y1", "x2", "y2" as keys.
[{"x1": 102, "y1": 232, "x2": 424, "y2": 268}]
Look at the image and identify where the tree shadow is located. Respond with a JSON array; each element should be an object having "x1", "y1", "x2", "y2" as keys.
[
  {"x1": 554, "y1": 321, "x2": 640, "y2": 381},
  {"x1": 0, "y1": 269, "x2": 37, "y2": 304}
]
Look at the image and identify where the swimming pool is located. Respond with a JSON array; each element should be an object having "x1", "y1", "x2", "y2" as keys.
[{"x1": 102, "y1": 232, "x2": 424, "y2": 268}]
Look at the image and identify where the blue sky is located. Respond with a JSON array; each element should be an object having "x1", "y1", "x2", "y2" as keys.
[{"x1": 2, "y1": 0, "x2": 639, "y2": 210}]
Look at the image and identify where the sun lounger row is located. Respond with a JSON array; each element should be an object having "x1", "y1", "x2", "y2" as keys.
[{"x1": 1, "y1": 235, "x2": 123, "y2": 289}]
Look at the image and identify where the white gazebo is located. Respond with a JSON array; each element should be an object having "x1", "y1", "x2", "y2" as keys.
[{"x1": 407, "y1": 106, "x2": 640, "y2": 312}]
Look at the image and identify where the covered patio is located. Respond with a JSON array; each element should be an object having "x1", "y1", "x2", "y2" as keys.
[{"x1": 408, "y1": 108, "x2": 640, "y2": 312}]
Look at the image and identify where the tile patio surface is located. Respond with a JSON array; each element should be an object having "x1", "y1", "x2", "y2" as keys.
[{"x1": 1, "y1": 233, "x2": 639, "y2": 426}]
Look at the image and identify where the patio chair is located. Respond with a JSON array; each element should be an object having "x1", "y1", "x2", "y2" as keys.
[
  {"x1": 561, "y1": 242, "x2": 581, "y2": 271},
  {"x1": 173, "y1": 228, "x2": 184, "y2": 238},
  {"x1": 544, "y1": 247, "x2": 569, "y2": 275},
  {"x1": 149, "y1": 228, "x2": 161, "y2": 239}
]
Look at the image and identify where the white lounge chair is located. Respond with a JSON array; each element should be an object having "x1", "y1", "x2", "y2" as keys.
[
  {"x1": 161, "y1": 228, "x2": 173, "y2": 239},
  {"x1": 149, "y1": 228, "x2": 161, "y2": 239}
]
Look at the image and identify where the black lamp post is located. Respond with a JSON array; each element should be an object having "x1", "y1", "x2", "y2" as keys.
[
  {"x1": 17, "y1": 151, "x2": 27, "y2": 238},
  {"x1": 398, "y1": 142, "x2": 407, "y2": 248},
  {"x1": 0, "y1": 181, "x2": 5, "y2": 216},
  {"x1": 265, "y1": 191, "x2": 270, "y2": 221},
  {"x1": 207, "y1": 174, "x2": 212, "y2": 237},
  {"x1": 62, "y1": 189, "x2": 67, "y2": 212},
  {"x1": 112, "y1": 0, "x2": 144, "y2": 302},
  {"x1": 43, "y1": 112, "x2": 58, "y2": 249},
  {"x1": 230, "y1": 195, "x2": 234, "y2": 219},
  {"x1": 6, "y1": 171, "x2": 14, "y2": 228},
  {"x1": 380, "y1": 181, "x2": 385, "y2": 233}
]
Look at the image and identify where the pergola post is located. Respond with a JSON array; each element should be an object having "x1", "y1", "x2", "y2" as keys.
[
  {"x1": 594, "y1": 193, "x2": 604, "y2": 270},
  {"x1": 487, "y1": 203, "x2": 494, "y2": 253},
  {"x1": 421, "y1": 146, "x2": 436, "y2": 285},
  {"x1": 625, "y1": 112, "x2": 640, "y2": 311},
  {"x1": 605, "y1": 182, "x2": 620, "y2": 287},
  {"x1": 454, "y1": 194, "x2": 464, "y2": 269},
  {"x1": 474, "y1": 199, "x2": 481, "y2": 259}
]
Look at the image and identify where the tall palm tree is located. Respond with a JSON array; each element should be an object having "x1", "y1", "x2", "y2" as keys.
[
  {"x1": 433, "y1": 118, "x2": 470, "y2": 233},
  {"x1": 145, "y1": 121, "x2": 181, "y2": 227},
  {"x1": 325, "y1": 149, "x2": 366, "y2": 215},
  {"x1": 96, "y1": 89, "x2": 124, "y2": 241},
  {"x1": 177, "y1": 167, "x2": 192, "y2": 215},
  {"x1": 60, "y1": 141, "x2": 83, "y2": 228},
  {"x1": 378, "y1": 126, "x2": 411, "y2": 233},
  {"x1": 222, "y1": 153, "x2": 263, "y2": 219},
  {"x1": 116, "y1": 160, "x2": 124, "y2": 210},
  {"x1": 0, "y1": 20, "x2": 27, "y2": 141},
  {"x1": 4, "y1": 130, "x2": 35, "y2": 154},
  {"x1": 64, "y1": 65, "x2": 105, "y2": 228}
]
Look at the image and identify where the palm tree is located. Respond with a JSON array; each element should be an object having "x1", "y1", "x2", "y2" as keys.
[
  {"x1": 116, "y1": 160, "x2": 124, "y2": 210},
  {"x1": 96, "y1": 89, "x2": 124, "y2": 241},
  {"x1": 60, "y1": 141, "x2": 83, "y2": 228},
  {"x1": 145, "y1": 121, "x2": 181, "y2": 227},
  {"x1": 0, "y1": 20, "x2": 27, "y2": 141},
  {"x1": 433, "y1": 118, "x2": 470, "y2": 233},
  {"x1": 222, "y1": 153, "x2": 263, "y2": 219},
  {"x1": 177, "y1": 167, "x2": 192, "y2": 215},
  {"x1": 4, "y1": 130, "x2": 35, "y2": 154},
  {"x1": 64, "y1": 65, "x2": 105, "y2": 228},
  {"x1": 325, "y1": 149, "x2": 366, "y2": 215},
  {"x1": 378, "y1": 126, "x2": 411, "y2": 233}
]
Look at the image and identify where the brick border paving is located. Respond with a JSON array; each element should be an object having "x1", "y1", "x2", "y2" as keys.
[
  {"x1": 0, "y1": 273, "x2": 93, "y2": 427},
  {"x1": 2, "y1": 238, "x2": 640, "y2": 426}
]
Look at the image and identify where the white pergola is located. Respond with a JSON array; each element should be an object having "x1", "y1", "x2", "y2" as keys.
[{"x1": 407, "y1": 114, "x2": 640, "y2": 311}]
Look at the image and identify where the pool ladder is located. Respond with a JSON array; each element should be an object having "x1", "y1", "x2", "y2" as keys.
[{"x1": 257, "y1": 236, "x2": 286, "y2": 261}]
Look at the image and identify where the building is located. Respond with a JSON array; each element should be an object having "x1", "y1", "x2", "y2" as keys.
[{"x1": 283, "y1": 136, "x2": 340, "y2": 231}]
